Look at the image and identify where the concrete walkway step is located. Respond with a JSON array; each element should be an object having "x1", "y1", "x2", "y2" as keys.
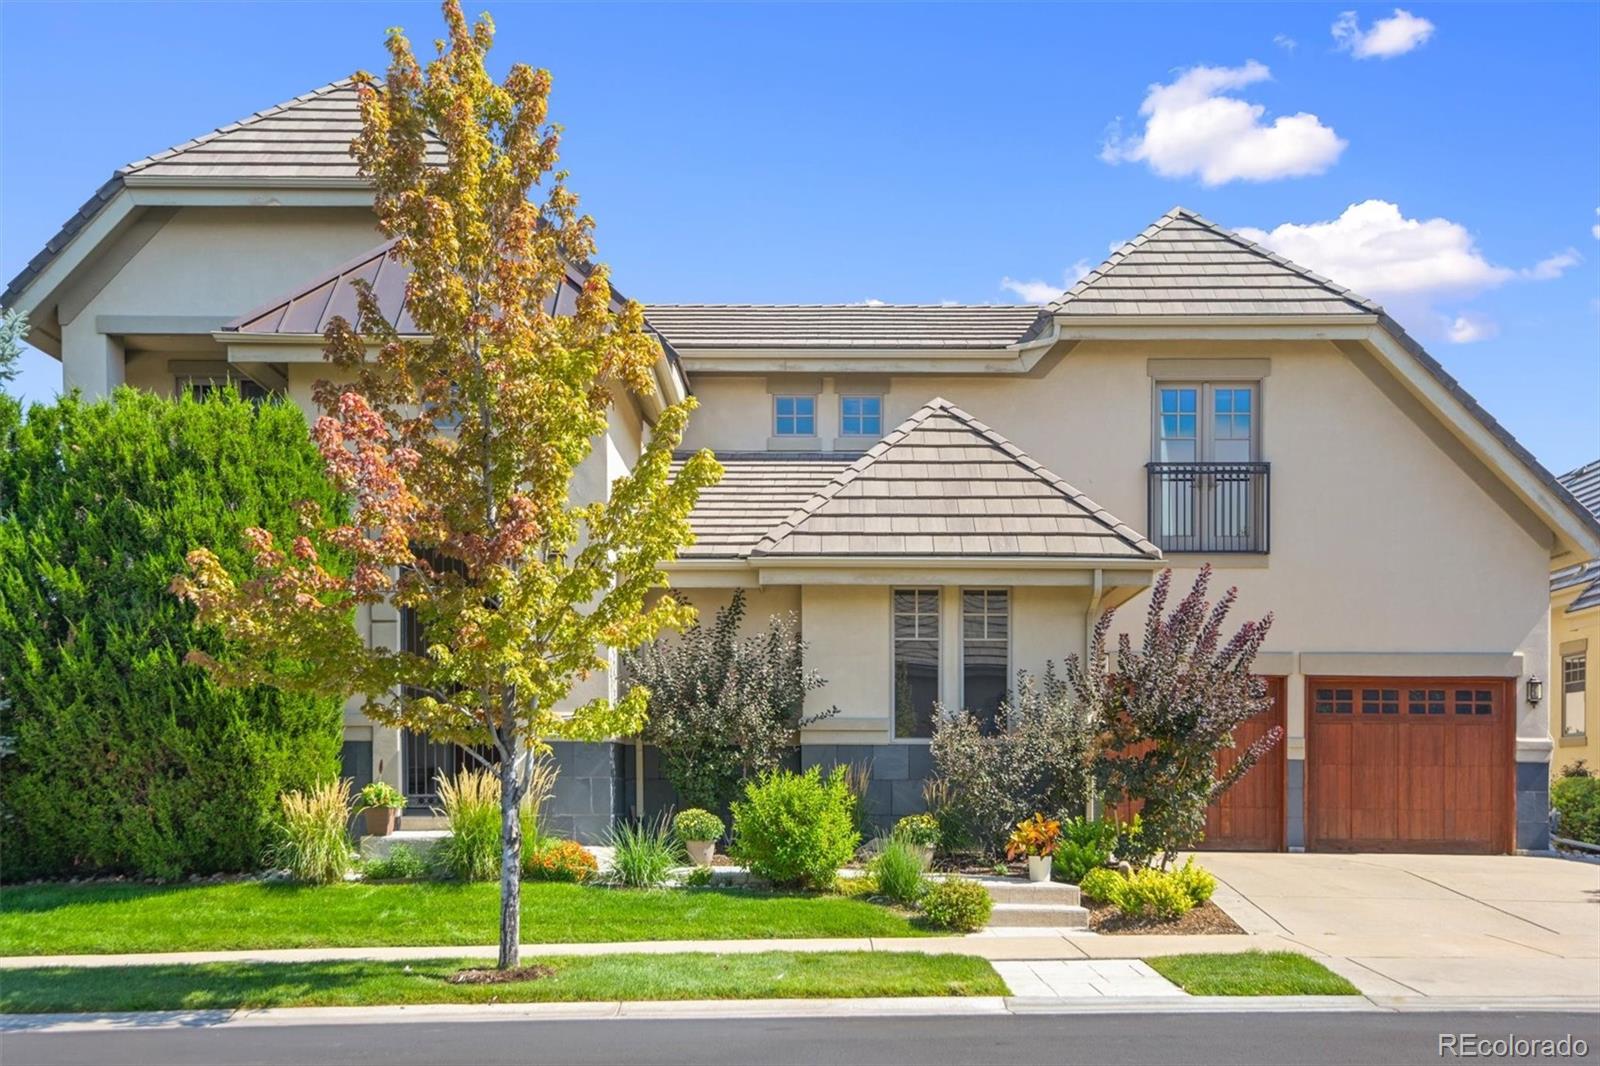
[
  {"x1": 967, "y1": 876, "x2": 1081, "y2": 906},
  {"x1": 987, "y1": 902, "x2": 1091, "y2": 929}
]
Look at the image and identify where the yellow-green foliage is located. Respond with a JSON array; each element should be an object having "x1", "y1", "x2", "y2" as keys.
[
  {"x1": 731, "y1": 769, "x2": 860, "y2": 889},
  {"x1": 1172, "y1": 857, "x2": 1217, "y2": 905},
  {"x1": 918, "y1": 877, "x2": 992, "y2": 932},
  {"x1": 1078, "y1": 867, "x2": 1127, "y2": 904},
  {"x1": 1117, "y1": 868, "x2": 1194, "y2": 921}
]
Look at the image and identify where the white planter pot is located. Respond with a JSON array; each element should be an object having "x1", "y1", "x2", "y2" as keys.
[
  {"x1": 685, "y1": 840, "x2": 716, "y2": 867},
  {"x1": 1026, "y1": 855, "x2": 1052, "y2": 883},
  {"x1": 914, "y1": 844, "x2": 935, "y2": 869}
]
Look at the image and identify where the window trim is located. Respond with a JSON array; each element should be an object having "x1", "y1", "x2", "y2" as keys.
[
  {"x1": 959, "y1": 587, "x2": 1012, "y2": 726},
  {"x1": 891, "y1": 587, "x2": 943, "y2": 741},
  {"x1": 1561, "y1": 650, "x2": 1588, "y2": 739}
]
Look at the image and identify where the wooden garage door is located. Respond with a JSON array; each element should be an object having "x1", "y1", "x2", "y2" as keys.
[
  {"x1": 1306, "y1": 678, "x2": 1512, "y2": 854},
  {"x1": 1197, "y1": 676, "x2": 1286, "y2": 851}
]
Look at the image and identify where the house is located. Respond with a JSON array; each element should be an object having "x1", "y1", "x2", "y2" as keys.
[
  {"x1": 8, "y1": 79, "x2": 1599, "y2": 854},
  {"x1": 1551, "y1": 461, "x2": 1599, "y2": 778}
]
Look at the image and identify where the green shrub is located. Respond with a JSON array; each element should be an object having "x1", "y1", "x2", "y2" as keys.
[
  {"x1": 0, "y1": 388, "x2": 345, "y2": 880},
  {"x1": 1052, "y1": 815, "x2": 1119, "y2": 884},
  {"x1": 1116, "y1": 868, "x2": 1194, "y2": 921},
  {"x1": 672, "y1": 808, "x2": 725, "y2": 843},
  {"x1": 1553, "y1": 774, "x2": 1600, "y2": 845},
  {"x1": 919, "y1": 877, "x2": 992, "y2": 931},
  {"x1": 730, "y1": 767, "x2": 859, "y2": 889},
  {"x1": 1172, "y1": 857, "x2": 1217, "y2": 905},
  {"x1": 359, "y1": 782, "x2": 404, "y2": 810},
  {"x1": 363, "y1": 843, "x2": 431, "y2": 881},
  {"x1": 683, "y1": 864, "x2": 713, "y2": 888},
  {"x1": 1078, "y1": 867, "x2": 1127, "y2": 905},
  {"x1": 605, "y1": 814, "x2": 684, "y2": 888},
  {"x1": 522, "y1": 839, "x2": 598, "y2": 883},
  {"x1": 435, "y1": 769, "x2": 501, "y2": 882},
  {"x1": 835, "y1": 873, "x2": 878, "y2": 898},
  {"x1": 274, "y1": 780, "x2": 355, "y2": 884},
  {"x1": 892, "y1": 813, "x2": 941, "y2": 848},
  {"x1": 869, "y1": 838, "x2": 928, "y2": 905}
]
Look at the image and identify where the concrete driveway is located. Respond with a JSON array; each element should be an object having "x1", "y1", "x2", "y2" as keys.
[{"x1": 1199, "y1": 851, "x2": 1600, "y2": 998}]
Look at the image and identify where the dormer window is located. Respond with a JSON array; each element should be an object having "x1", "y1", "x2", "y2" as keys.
[
  {"x1": 773, "y1": 395, "x2": 816, "y2": 437},
  {"x1": 840, "y1": 395, "x2": 883, "y2": 437}
]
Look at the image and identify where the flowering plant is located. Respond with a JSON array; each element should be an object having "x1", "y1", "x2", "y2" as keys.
[{"x1": 1004, "y1": 813, "x2": 1061, "y2": 859}]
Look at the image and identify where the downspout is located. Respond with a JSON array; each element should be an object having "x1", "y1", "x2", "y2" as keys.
[
  {"x1": 1085, "y1": 568, "x2": 1104, "y2": 820},
  {"x1": 634, "y1": 736, "x2": 646, "y2": 820}
]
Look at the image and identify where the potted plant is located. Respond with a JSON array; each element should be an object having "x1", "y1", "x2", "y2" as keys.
[
  {"x1": 1005, "y1": 812, "x2": 1061, "y2": 882},
  {"x1": 359, "y1": 781, "x2": 405, "y2": 838},
  {"x1": 893, "y1": 813, "x2": 941, "y2": 868},
  {"x1": 672, "y1": 808, "x2": 724, "y2": 867}
]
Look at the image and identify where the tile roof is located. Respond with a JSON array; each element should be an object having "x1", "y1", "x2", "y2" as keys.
[
  {"x1": 1553, "y1": 460, "x2": 1600, "y2": 612},
  {"x1": 1050, "y1": 207, "x2": 1379, "y2": 317},
  {"x1": 644, "y1": 305, "x2": 1046, "y2": 350},
  {"x1": 750, "y1": 398, "x2": 1160, "y2": 561},
  {"x1": 3, "y1": 79, "x2": 441, "y2": 310},
  {"x1": 671, "y1": 454, "x2": 856, "y2": 559}
]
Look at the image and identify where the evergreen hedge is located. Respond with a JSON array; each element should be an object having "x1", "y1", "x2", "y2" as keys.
[{"x1": 0, "y1": 387, "x2": 346, "y2": 880}]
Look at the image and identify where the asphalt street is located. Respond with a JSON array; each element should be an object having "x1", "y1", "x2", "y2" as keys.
[{"x1": 4, "y1": 1011, "x2": 1598, "y2": 1066}]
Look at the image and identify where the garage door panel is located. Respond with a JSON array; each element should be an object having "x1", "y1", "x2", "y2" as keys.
[
  {"x1": 1198, "y1": 676, "x2": 1286, "y2": 851},
  {"x1": 1307, "y1": 677, "x2": 1510, "y2": 854}
]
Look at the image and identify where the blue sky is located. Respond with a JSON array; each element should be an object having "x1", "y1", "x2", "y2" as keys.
[{"x1": 3, "y1": 2, "x2": 1597, "y2": 471}]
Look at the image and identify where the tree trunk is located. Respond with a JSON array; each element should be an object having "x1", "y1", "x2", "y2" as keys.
[{"x1": 497, "y1": 738, "x2": 523, "y2": 969}]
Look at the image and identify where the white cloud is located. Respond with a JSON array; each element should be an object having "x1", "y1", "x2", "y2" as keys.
[
  {"x1": 1274, "y1": 34, "x2": 1297, "y2": 51},
  {"x1": 999, "y1": 260, "x2": 1094, "y2": 305},
  {"x1": 1521, "y1": 249, "x2": 1581, "y2": 281},
  {"x1": 1100, "y1": 61, "x2": 1346, "y2": 185},
  {"x1": 1332, "y1": 9, "x2": 1435, "y2": 59},
  {"x1": 1591, "y1": 207, "x2": 1599, "y2": 240},
  {"x1": 1447, "y1": 313, "x2": 1498, "y2": 344},
  {"x1": 851, "y1": 298, "x2": 888, "y2": 307}
]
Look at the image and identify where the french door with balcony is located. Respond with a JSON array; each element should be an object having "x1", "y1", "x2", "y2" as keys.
[{"x1": 1150, "y1": 383, "x2": 1267, "y2": 553}]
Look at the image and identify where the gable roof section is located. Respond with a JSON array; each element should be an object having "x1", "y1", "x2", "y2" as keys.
[
  {"x1": 645, "y1": 305, "x2": 1045, "y2": 350},
  {"x1": 1051, "y1": 207, "x2": 1377, "y2": 317},
  {"x1": 1553, "y1": 460, "x2": 1600, "y2": 612},
  {"x1": 671, "y1": 454, "x2": 856, "y2": 559},
  {"x1": 750, "y1": 398, "x2": 1160, "y2": 562},
  {"x1": 3, "y1": 78, "x2": 444, "y2": 311}
]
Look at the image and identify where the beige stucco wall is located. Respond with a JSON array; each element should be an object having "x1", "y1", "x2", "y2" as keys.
[
  {"x1": 1552, "y1": 594, "x2": 1598, "y2": 776},
  {"x1": 58, "y1": 206, "x2": 382, "y2": 398},
  {"x1": 682, "y1": 338, "x2": 1554, "y2": 761}
]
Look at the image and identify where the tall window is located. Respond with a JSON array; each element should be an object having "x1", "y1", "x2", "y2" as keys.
[
  {"x1": 773, "y1": 395, "x2": 816, "y2": 436},
  {"x1": 1156, "y1": 384, "x2": 1255, "y2": 462},
  {"x1": 893, "y1": 589, "x2": 940, "y2": 739},
  {"x1": 1563, "y1": 652, "x2": 1588, "y2": 737},
  {"x1": 1154, "y1": 382, "x2": 1261, "y2": 549},
  {"x1": 962, "y1": 589, "x2": 1009, "y2": 730},
  {"x1": 840, "y1": 395, "x2": 883, "y2": 437}
]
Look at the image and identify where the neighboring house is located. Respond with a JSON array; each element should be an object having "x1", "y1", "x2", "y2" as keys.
[
  {"x1": 1551, "y1": 461, "x2": 1600, "y2": 777},
  {"x1": 7, "y1": 80, "x2": 1599, "y2": 853}
]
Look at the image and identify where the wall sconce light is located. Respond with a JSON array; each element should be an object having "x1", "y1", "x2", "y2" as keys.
[{"x1": 1526, "y1": 676, "x2": 1544, "y2": 706}]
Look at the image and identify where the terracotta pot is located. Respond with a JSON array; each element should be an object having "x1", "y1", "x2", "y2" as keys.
[
  {"x1": 364, "y1": 806, "x2": 398, "y2": 838},
  {"x1": 1026, "y1": 854, "x2": 1052, "y2": 883},
  {"x1": 685, "y1": 839, "x2": 715, "y2": 867}
]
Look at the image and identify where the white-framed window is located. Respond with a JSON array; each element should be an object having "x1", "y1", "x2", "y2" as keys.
[
  {"x1": 893, "y1": 589, "x2": 940, "y2": 739},
  {"x1": 840, "y1": 395, "x2": 883, "y2": 437},
  {"x1": 1155, "y1": 383, "x2": 1257, "y2": 462},
  {"x1": 773, "y1": 395, "x2": 816, "y2": 437},
  {"x1": 961, "y1": 589, "x2": 1010, "y2": 731},
  {"x1": 1563, "y1": 652, "x2": 1587, "y2": 737}
]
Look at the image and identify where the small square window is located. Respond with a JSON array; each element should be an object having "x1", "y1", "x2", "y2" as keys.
[
  {"x1": 840, "y1": 395, "x2": 883, "y2": 437},
  {"x1": 774, "y1": 395, "x2": 816, "y2": 437}
]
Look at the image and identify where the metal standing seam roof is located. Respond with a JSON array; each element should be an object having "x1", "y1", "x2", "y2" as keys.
[
  {"x1": 1553, "y1": 460, "x2": 1600, "y2": 612},
  {"x1": 1051, "y1": 206, "x2": 1379, "y2": 317},
  {"x1": 642, "y1": 305, "x2": 1046, "y2": 350},
  {"x1": 748, "y1": 398, "x2": 1161, "y2": 561},
  {"x1": 2, "y1": 78, "x2": 444, "y2": 311}
]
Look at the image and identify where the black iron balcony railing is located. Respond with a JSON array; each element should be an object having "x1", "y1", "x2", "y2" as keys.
[{"x1": 1146, "y1": 461, "x2": 1270, "y2": 554}]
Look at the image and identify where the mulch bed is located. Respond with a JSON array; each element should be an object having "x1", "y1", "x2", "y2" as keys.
[
  {"x1": 448, "y1": 965, "x2": 556, "y2": 985},
  {"x1": 1087, "y1": 899, "x2": 1242, "y2": 935}
]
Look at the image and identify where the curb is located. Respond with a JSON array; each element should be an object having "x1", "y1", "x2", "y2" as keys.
[{"x1": 5, "y1": 994, "x2": 1596, "y2": 1032}]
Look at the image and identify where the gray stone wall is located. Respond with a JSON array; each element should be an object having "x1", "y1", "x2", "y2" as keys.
[
  {"x1": 1515, "y1": 760, "x2": 1551, "y2": 851},
  {"x1": 800, "y1": 743, "x2": 933, "y2": 833},
  {"x1": 543, "y1": 740, "x2": 626, "y2": 844}
]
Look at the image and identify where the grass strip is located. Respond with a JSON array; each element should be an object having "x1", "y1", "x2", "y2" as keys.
[
  {"x1": 1144, "y1": 950, "x2": 1361, "y2": 996},
  {"x1": 0, "y1": 952, "x2": 1004, "y2": 1013},
  {"x1": 0, "y1": 881, "x2": 927, "y2": 956}
]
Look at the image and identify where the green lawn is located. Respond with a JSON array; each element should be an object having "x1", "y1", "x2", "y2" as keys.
[
  {"x1": 1145, "y1": 951, "x2": 1361, "y2": 996},
  {"x1": 0, "y1": 952, "x2": 1004, "y2": 1013},
  {"x1": 0, "y1": 881, "x2": 928, "y2": 957}
]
